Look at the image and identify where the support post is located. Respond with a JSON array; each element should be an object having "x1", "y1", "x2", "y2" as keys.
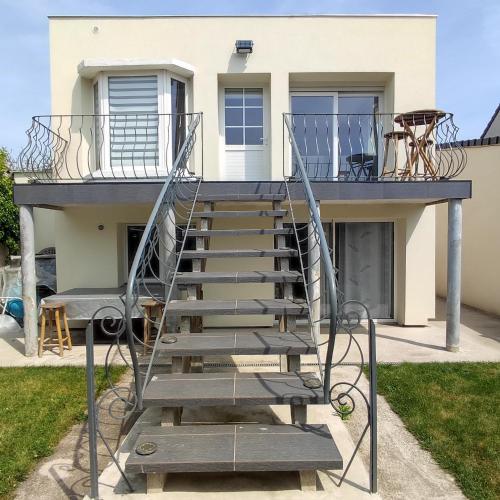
[
  {"x1": 160, "y1": 206, "x2": 177, "y2": 333},
  {"x1": 20, "y1": 205, "x2": 38, "y2": 357},
  {"x1": 446, "y1": 199, "x2": 462, "y2": 352},
  {"x1": 308, "y1": 201, "x2": 321, "y2": 343},
  {"x1": 85, "y1": 322, "x2": 99, "y2": 499}
]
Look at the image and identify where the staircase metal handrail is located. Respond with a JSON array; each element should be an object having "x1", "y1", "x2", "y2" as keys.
[
  {"x1": 125, "y1": 113, "x2": 202, "y2": 409},
  {"x1": 283, "y1": 113, "x2": 338, "y2": 403},
  {"x1": 283, "y1": 112, "x2": 378, "y2": 493}
]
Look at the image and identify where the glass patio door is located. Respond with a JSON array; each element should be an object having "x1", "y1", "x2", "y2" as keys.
[
  {"x1": 290, "y1": 93, "x2": 382, "y2": 180},
  {"x1": 335, "y1": 221, "x2": 394, "y2": 319},
  {"x1": 290, "y1": 93, "x2": 337, "y2": 178}
]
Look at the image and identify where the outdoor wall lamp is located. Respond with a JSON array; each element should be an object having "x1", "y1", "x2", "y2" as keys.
[{"x1": 235, "y1": 40, "x2": 253, "y2": 54}]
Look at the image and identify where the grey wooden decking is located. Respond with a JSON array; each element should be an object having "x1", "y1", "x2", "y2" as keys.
[{"x1": 127, "y1": 424, "x2": 342, "y2": 474}]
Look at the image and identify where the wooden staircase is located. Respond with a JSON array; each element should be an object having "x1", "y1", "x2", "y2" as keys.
[{"x1": 125, "y1": 193, "x2": 343, "y2": 493}]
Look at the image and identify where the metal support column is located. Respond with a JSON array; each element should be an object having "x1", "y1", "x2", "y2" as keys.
[
  {"x1": 19, "y1": 205, "x2": 38, "y2": 357},
  {"x1": 159, "y1": 206, "x2": 177, "y2": 333},
  {"x1": 446, "y1": 198, "x2": 462, "y2": 352}
]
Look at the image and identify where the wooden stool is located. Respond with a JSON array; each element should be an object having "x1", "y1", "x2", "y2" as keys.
[
  {"x1": 409, "y1": 138, "x2": 434, "y2": 177},
  {"x1": 38, "y1": 303, "x2": 72, "y2": 357},
  {"x1": 142, "y1": 299, "x2": 165, "y2": 353},
  {"x1": 381, "y1": 131, "x2": 411, "y2": 178}
]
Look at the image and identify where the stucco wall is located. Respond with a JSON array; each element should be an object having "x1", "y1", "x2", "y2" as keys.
[
  {"x1": 54, "y1": 201, "x2": 434, "y2": 325},
  {"x1": 49, "y1": 15, "x2": 436, "y2": 180},
  {"x1": 436, "y1": 145, "x2": 500, "y2": 316},
  {"x1": 34, "y1": 208, "x2": 56, "y2": 253},
  {"x1": 46, "y1": 15, "x2": 437, "y2": 326}
]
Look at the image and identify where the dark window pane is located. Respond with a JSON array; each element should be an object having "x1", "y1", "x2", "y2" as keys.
[
  {"x1": 171, "y1": 78, "x2": 186, "y2": 162},
  {"x1": 225, "y1": 107, "x2": 243, "y2": 126},
  {"x1": 225, "y1": 127, "x2": 244, "y2": 145},
  {"x1": 245, "y1": 107, "x2": 263, "y2": 126},
  {"x1": 244, "y1": 89, "x2": 263, "y2": 107},
  {"x1": 225, "y1": 89, "x2": 243, "y2": 107},
  {"x1": 245, "y1": 127, "x2": 263, "y2": 145},
  {"x1": 127, "y1": 225, "x2": 159, "y2": 278}
]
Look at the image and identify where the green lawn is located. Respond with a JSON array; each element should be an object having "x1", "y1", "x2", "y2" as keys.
[
  {"x1": 376, "y1": 362, "x2": 500, "y2": 500},
  {"x1": 0, "y1": 365, "x2": 126, "y2": 499}
]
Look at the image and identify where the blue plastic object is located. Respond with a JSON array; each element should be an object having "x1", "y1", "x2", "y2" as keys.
[{"x1": 5, "y1": 299, "x2": 24, "y2": 326}]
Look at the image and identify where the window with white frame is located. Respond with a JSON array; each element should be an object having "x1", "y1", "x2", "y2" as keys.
[
  {"x1": 108, "y1": 75, "x2": 160, "y2": 168},
  {"x1": 93, "y1": 72, "x2": 187, "y2": 173},
  {"x1": 224, "y1": 88, "x2": 264, "y2": 145}
]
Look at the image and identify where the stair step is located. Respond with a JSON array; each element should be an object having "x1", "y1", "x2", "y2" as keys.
[
  {"x1": 166, "y1": 298, "x2": 307, "y2": 316},
  {"x1": 143, "y1": 372, "x2": 323, "y2": 407},
  {"x1": 176, "y1": 270, "x2": 302, "y2": 284},
  {"x1": 156, "y1": 330, "x2": 316, "y2": 356},
  {"x1": 126, "y1": 423, "x2": 343, "y2": 474},
  {"x1": 192, "y1": 210, "x2": 287, "y2": 218},
  {"x1": 197, "y1": 194, "x2": 285, "y2": 202},
  {"x1": 180, "y1": 248, "x2": 298, "y2": 259},
  {"x1": 186, "y1": 228, "x2": 293, "y2": 237}
]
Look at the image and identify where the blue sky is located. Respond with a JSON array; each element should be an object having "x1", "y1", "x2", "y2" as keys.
[{"x1": 0, "y1": 0, "x2": 499, "y2": 155}]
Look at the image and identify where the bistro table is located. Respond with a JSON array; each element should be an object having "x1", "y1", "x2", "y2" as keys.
[{"x1": 394, "y1": 109, "x2": 445, "y2": 178}]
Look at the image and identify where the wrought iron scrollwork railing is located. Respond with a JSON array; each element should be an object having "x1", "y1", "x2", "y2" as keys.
[
  {"x1": 284, "y1": 111, "x2": 466, "y2": 181},
  {"x1": 85, "y1": 113, "x2": 202, "y2": 499},
  {"x1": 15, "y1": 113, "x2": 203, "y2": 182},
  {"x1": 284, "y1": 113, "x2": 378, "y2": 493}
]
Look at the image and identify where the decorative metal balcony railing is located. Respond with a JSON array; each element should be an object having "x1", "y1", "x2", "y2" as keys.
[
  {"x1": 15, "y1": 109, "x2": 465, "y2": 183},
  {"x1": 14, "y1": 113, "x2": 203, "y2": 182},
  {"x1": 284, "y1": 110, "x2": 466, "y2": 181}
]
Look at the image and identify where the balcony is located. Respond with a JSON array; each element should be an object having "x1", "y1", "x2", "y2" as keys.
[
  {"x1": 14, "y1": 110, "x2": 467, "y2": 184},
  {"x1": 13, "y1": 110, "x2": 470, "y2": 207},
  {"x1": 14, "y1": 112, "x2": 203, "y2": 183},
  {"x1": 285, "y1": 110, "x2": 466, "y2": 181}
]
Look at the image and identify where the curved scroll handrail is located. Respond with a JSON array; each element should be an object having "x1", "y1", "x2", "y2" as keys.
[
  {"x1": 283, "y1": 113, "x2": 338, "y2": 403},
  {"x1": 125, "y1": 113, "x2": 202, "y2": 409}
]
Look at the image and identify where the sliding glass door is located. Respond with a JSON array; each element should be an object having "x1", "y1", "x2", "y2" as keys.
[
  {"x1": 335, "y1": 222, "x2": 394, "y2": 319},
  {"x1": 290, "y1": 92, "x2": 381, "y2": 179},
  {"x1": 290, "y1": 94, "x2": 336, "y2": 178}
]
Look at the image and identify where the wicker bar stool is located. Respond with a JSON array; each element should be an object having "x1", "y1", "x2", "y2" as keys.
[
  {"x1": 142, "y1": 299, "x2": 165, "y2": 353},
  {"x1": 381, "y1": 131, "x2": 411, "y2": 178},
  {"x1": 38, "y1": 302, "x2": 72, "y2": 357}
]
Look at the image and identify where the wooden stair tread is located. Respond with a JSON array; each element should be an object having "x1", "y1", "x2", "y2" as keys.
[
  {"x1": 196, "y1": 194, "x2": 285, "y2": 202},
  {"x1": 192, "y1": 210, "x2": 287, "y2": 218},
  {"x1": 166, "y1": 298, "x2": 307, "y2": 316},
  {"x1": 143, "y1": 371, "x2": 323, "y2": 407},
  {"x1": 186, "y1": 228, "x2": 294, "y2": 237},
  {"x1": 180, "y1": 248, "x2": 297, "y2": 258},
  {"x1": 126, "y1": 424, "x2": 342, "y2": 473},
  {"x1": 175, "y1": 270, "x2": 302, "y2": 284},
  {"x1": 154, "y1": 329, "x2": 316, "y2": 356}
]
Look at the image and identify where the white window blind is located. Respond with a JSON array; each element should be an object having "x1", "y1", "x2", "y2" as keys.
[{"x1": 108, "y1": 76, "x2": 159, "y2": 167}]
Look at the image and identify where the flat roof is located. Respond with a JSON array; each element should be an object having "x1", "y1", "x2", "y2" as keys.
[{"x1": 48, "y1": 14, "x2": 437, "y2": 20}]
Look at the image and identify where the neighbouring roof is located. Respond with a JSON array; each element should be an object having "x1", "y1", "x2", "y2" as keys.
[
  {"x1": 481, "y1": 103, "x2": 500, "y2": 139},
  {"x1": 451, "y1": 136, "x2": 500, "y2": 148}
]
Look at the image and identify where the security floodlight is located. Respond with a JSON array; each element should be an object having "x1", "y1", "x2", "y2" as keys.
[{"x1": 235, "y1": 40, "x2": 253, "y2": 54}]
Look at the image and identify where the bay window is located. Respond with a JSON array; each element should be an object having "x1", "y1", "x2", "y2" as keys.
[{"x1": 92, "y1": 71, "x2": 187, "y2": 175}]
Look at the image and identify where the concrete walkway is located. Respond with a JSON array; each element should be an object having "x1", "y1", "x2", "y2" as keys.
[
  {"x1": 1, "y1": 298, "x2": 499, "y2": 367},
  {"x1": 6, "y1": 299, "x2": 499, "y2": 498}
]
